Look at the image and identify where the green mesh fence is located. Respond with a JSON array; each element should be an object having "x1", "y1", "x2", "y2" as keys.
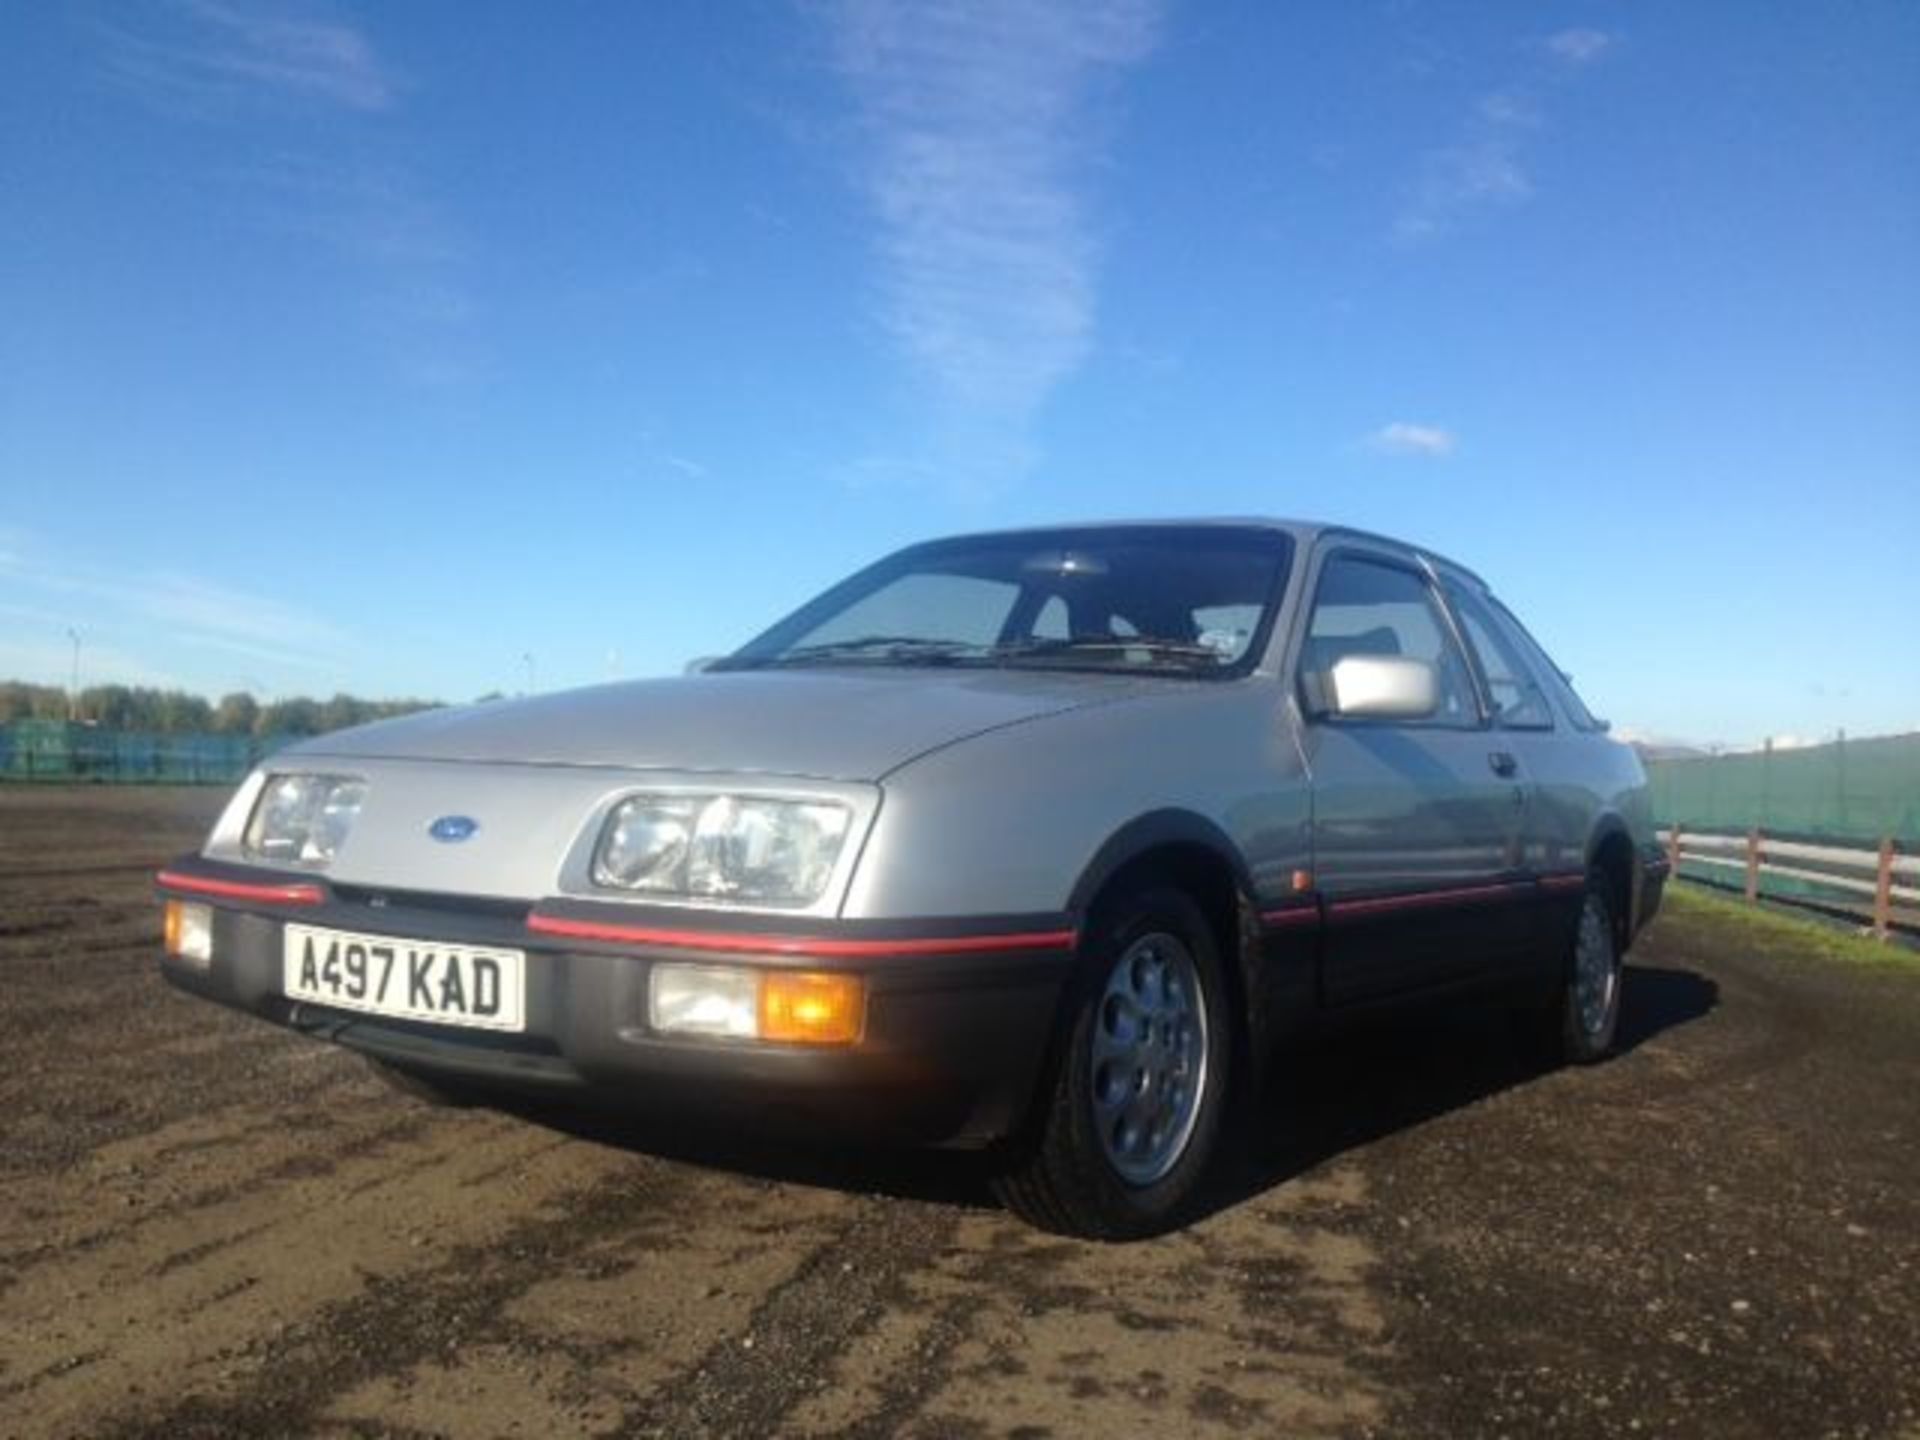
[
  {"x1": 1646, "y1": 731, "x2": 1920, "y2": 845},
  {"x1": 0, "y1": 720, "x2": 291, "y2": 784}
]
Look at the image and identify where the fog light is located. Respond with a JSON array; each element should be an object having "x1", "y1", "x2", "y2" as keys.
[
  {"x1": 760, "y1": 971, "x2": 863, "y2": 1045},
  {"x1": 164, "y1": 900, "x2": 214, "y2": 968},
  {"x1": 648, "y1": 964, "x2": 864, "y2": 1046},
  {"x1": 649, "y1": 964, "x2": 758, "y2": 1039}
]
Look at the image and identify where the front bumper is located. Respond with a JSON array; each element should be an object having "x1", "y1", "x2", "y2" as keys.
[{"x1": 156, "y1": 858, "x2": 1076, "y2": 1148}]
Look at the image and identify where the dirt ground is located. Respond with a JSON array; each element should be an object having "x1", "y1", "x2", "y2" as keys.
[{"x1": 1, "y1": 785, "x2": 1916, "y2": 1440}]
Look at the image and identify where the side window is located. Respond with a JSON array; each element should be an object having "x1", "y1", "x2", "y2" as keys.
[
  {"x1": 1444, "y1": 585, "x2": 1554, "y2": 729},
  {"x1": 1299, "y1": 555, "x2": 1479, "y2": 726},
  {"x1": 1192, "y1": 604, "x2": 1260, "y2": 662},
  {"x1": 1490, "y1": 599, "x2": 1605, "y2": 731},
  {"x1": 1031, "y1": 595, "x2": 1070, "y2": 639}
]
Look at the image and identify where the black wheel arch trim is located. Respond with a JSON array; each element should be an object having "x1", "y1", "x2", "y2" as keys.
[
  {"x1": 1059, "y1": 809, "x2": 1277, "y2": 1115},
  {"x1": 1065, "y1": 809, "x2": 1262, "y2": 921},
  {"x1": 1583, "y1": 815, "x2": 1643, "y2": 938},
  {"x1": 1584, "y1": 814, "x2": 1638, "y2": 872}
]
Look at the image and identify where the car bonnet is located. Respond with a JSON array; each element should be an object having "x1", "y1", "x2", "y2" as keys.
[{"x1": 281, "y1": 669, "x2": 1153, "y2": 783}]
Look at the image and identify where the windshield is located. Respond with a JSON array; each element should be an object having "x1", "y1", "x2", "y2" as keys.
[{"x1": 721, "y1": 526, "x2": 1294, "y2": 678}]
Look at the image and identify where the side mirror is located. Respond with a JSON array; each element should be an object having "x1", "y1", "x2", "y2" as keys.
[
  {"x1": 1326, "y1": 655, "x2": 1439, "y2": 720},
  {"x1": 682, "y1": 656, "x2": 721, "y2": 676}
]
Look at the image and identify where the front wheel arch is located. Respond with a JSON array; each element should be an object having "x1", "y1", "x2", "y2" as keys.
[
  {"x1": 1062, "y1": 826, "x2": 1270, "y2": 1112},
  {"x1": 1065, "y1": 809, "x2": 1261, "y2": 920}
]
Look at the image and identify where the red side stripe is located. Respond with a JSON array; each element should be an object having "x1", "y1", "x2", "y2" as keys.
[
  {"x1": 525, "y1": 912, "x2": 1076, "y2": 959},
  {"x1": 1328, "y1": 880, "x2": 1533, "y2": 919},
  {"x1": 1537, "y1": 873, "x2": 1589, "y2": 892},
  {"x1": 1259, "y1": 906, "x2": 1321, "y2": 928},
  {"x1": 155, "y1": 869, "x2": 325, "y2": 906}
]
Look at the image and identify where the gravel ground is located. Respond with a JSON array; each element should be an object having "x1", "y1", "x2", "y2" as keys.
[{"x1": 1, "y1": 785, "x2": 1915, "y2": 1439}]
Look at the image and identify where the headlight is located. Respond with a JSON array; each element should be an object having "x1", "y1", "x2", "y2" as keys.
[
  {"x1": 244, "y1": 773, "x2": 367, "y2": 868},
  {"x1": 592, "y1": 794, "x2": 851, "y2": 905}
]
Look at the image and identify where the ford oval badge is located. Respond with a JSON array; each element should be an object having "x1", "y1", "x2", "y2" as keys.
[{"x1": 428, "y1": 815, "x2": 479, "y2": 844}]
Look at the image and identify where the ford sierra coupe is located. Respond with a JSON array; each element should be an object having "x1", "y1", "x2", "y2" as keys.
[{"x1": 158, "y1": 520, "x2": 1665, "y2": 1237}]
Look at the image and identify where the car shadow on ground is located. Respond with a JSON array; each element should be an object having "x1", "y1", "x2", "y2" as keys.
[
  {"x1": 496, "y1": 1092, "x2": 1006, "y2": 1209},
  {"x1": 495, "y1": 961, "x2": 1720, "y2": 1228},
  {"x1": 1199, "y1": 961, "x2": 1720, "y2": 1223}
]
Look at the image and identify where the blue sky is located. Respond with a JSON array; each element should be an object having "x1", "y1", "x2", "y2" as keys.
[{"x1": 2, "y1": 1, "x2": 1915, "y2": 746}]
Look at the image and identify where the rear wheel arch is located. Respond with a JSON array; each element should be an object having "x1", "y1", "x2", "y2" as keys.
[{"x1": 1586, "y1": 822, "x2": 1636, "y2": 949}]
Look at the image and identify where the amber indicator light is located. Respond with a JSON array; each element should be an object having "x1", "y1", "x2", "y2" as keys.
[{"x1": 759, "y1": 971, "x2": 864, "y2": 1045}]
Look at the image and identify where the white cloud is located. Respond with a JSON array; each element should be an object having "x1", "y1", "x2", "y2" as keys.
[
  {"x1": 136, "y1": 572, "x2": 348, "y2": 657},
  {"x1": 1366, "y1": 422, "x2": 1457, "y2": 458},
  {"x1": 1476, "y1": 91, "x2": 1539, "y2": 128},
  {"x1": 1396, "y1": 93, "x2": 1535, "y2": 243},
  {"x1": 0, "y1": 629, "x2": 194, "y2": 694},
  {"x1": 1396, "y1": 137, "x2": 1530, "y2": 242},
  {"x1": 1546, "y1": 28, "x2": 1614, "y2": 66},
  {"x1": 91, "y1": 6, "x2": 476, "y2": 386},
  {"x1": 1395, "y1": 29, "x2": 1611, "y2": 243},
  {"x1": 1745, "y1": 733, "x2": 1822, "y2": 752},
  {"x1": 0, "y1": 599, "x2": 86, "y2": 631},
  {"x1": 96, "y1": 0, "x2": 395, "y2": 114},
  {"x1": 0, "y1": 538, "x2": 349, "y2": 678},
  {"x1": 227, "y1": 156, "x2": 464, "y2": 270},
  {"x1": 827, "y1": 0, "x2": 1160, "y2": 477}
]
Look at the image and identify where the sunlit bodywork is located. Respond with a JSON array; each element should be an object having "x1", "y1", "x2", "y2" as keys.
[{"x1": 157, "y1": 520, "x2": 1665, "y2": 1175}]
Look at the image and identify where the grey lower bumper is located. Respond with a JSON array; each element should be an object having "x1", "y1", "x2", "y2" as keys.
[{"x1": 158, "y1": 901, "x2": 1074, "y2": 1148}]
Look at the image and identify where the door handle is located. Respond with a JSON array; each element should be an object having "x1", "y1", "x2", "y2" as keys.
[{"x1": 1489, "y1": 750, "x2": 1518, "y2": 778}]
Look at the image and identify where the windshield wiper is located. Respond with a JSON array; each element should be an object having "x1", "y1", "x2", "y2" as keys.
[
  {"x1": 733, "y1": 636, "x2": 993, "y2": 669},
  {"x1": 991, "y1": 636, "x2": 1227, "y2": 667},
  {"x1": 728, "y1": 633, "x2": 1232, "y2": 673}
]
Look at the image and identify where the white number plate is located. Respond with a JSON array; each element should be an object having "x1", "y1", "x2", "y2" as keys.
[{"x1": 282, "y1": 923, "x2": 526, "y2": 1033}]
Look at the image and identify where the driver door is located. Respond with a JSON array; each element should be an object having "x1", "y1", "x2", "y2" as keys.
[{"x1": 1295, "y1": 547, "x2": 1533, "y2": 1004}]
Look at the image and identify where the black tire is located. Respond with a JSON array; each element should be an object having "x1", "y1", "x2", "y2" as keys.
[
  {"x1": 362, "y1": 1055, "x2": 479, "y2": 1108},
  {"x1": 1549, "y1": 874, "x2": 1623, "y2": 1065},
  {"x1": 992, "y1": 885, "x2": 1233, "y2": 1240}
]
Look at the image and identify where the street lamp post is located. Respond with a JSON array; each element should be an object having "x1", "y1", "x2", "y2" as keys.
[{"x1": 66, "y1": 628, "x2": 81, "y2": 724}]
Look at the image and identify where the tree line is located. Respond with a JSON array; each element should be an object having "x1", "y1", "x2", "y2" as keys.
[{"x1": 0, "y1": 682, "x2": 442, "y2": 737}]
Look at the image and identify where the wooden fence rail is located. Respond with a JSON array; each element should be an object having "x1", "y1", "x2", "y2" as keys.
[{"x1": 1658, "y1": 826, "x2": 1918, "y2": 940}]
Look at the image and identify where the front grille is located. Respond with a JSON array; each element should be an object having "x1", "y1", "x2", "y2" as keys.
[{"x1": 329, "y1": 884, "x2": 532, "y2": 923}]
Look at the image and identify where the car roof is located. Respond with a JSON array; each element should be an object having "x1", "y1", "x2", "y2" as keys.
[{"x1": 908, "y1": 517, "x2": 1492, "y2": 590}]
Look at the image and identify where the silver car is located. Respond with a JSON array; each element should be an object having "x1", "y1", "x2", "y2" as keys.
[{"x1": 157, "y1": 520, "x2": 1666, "y2": 1238}]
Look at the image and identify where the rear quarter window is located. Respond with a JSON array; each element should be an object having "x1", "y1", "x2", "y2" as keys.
[
  {"x1": 1443, "y1": 584, "x2": 1555, "y2": 729},
  {"x1": 1488, "y1": 598, "x2": 1606, "y2": 732}
]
